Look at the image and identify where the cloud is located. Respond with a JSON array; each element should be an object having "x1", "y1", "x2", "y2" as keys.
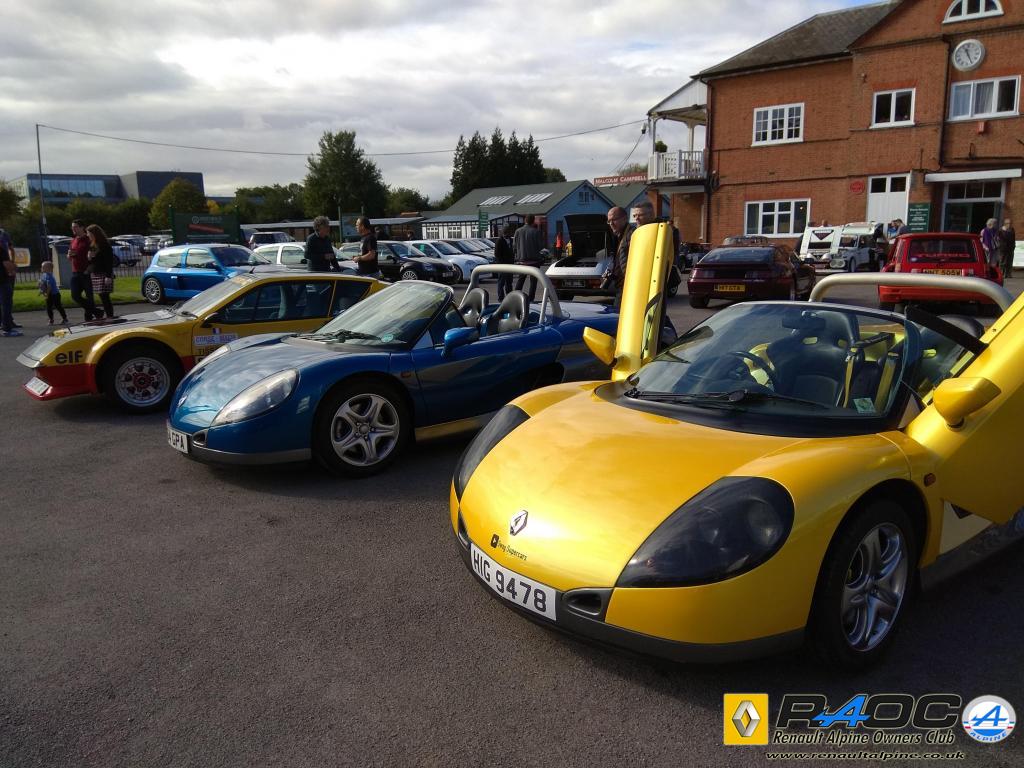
[{"x1": 3, "y1": 0, "x2": 856, "y2": 199}]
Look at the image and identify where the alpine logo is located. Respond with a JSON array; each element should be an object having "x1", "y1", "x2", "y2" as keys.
[{"x1": 509, "y1": 509, "x2": 528, "y2": 536}]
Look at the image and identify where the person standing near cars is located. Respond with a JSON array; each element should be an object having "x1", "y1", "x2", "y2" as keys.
[
  {"x1": 602, "y1": 206, "x2": 633, "y2": 309},
  {"x1": 0, "y1": 236, "x2": 19, "y2": 337},
  {"x1": 354, "y1": 217, "x2": 381, "y2": 278},
  {"x1": 513, "y1": 214, "x2": 544, "y2": 301},
  {"x1": 981, "y1": 218, "x2": 1000, "y2": 267},
  {"x1": 494, "y1": 223, "x2": 515, "y2": 300},
  {"x1": 86, "y1": 224, "x2": 115, "y2": 320},
  {"x1": 68, "y1": 220, "x2": 99, "y2": 321},
  {"x1": 999, "y1": 218, "x2": 1016, "y2": 279},
  {"x1": 305, "y1": 216, "x2": 338, "y2": 272}
]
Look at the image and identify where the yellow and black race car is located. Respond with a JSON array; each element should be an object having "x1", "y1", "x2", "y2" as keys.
[
  {"x1": 18, "y1": 272, "x2": 384, "y2": 413},
  {"x1": 451, "y1": 223, "x2": 1023, "y2": 668}
]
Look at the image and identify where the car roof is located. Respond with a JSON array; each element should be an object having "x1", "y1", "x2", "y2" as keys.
[{"x1": 227, "y1": 272, "x2": 376, "y2": 286}]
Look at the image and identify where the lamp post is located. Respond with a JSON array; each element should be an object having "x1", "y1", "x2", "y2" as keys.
[{"x1": 35, "y1": 124, "x2": 49, "y2": 256}]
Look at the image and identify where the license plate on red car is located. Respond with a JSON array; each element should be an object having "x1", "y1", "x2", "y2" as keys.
[
  {"x1": 923, "y1": 269, "x2": 962, "y2": 276},
  {"x1": 715, "y1": 284, "x2": 745, "y2": 292}
]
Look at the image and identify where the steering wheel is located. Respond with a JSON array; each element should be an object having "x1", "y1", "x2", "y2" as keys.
[{"x1": 708, "y1": 351, "x2": 782, "y2": 391}]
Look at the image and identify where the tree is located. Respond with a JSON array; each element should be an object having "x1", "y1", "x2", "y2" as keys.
[
  {"x1": 0, "y1": 181, "x2": 22, "y2": 222},
  {"x1": 229, "y1": 183, "x2": 306, "y2": 223},
  {"x1": 303, "y1": 130, "x2": 387, "y2": 219},
  {"x1": 521, "y1": 136, "x2": 545, "y2": 183},
  {"x1": 619, "y1": 162, "x2": 648, "y2": 175},
  {"x1": 386, "y1": 187, "x2": 431, "y2": 216},
  {"x1": 149, "y1": 177, "x2": 208, "y2": 230},
  {"x1": 654, "y1": 139, "x2": 668, "y2": 153},
  {"x1": 543, "y1": 167, "x2": 567, "y2": 183},
  {"x1": 486, "y1": 128, "x2": 510, "y2": 187},
  {"x1": 450, "y1": 131, "x2": 489, "y2": 201}
]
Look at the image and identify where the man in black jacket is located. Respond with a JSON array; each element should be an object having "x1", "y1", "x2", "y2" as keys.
[
  {"x1": 494, "y1": 223, "x2": 515, "y2": 300},
  {"x1": 305, "y1": 216, "x2": 338, "y2": 272}
]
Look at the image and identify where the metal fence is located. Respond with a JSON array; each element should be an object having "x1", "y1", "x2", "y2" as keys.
[{"x1": 15, "y1": 243, "x2": 149, "y2": 286}]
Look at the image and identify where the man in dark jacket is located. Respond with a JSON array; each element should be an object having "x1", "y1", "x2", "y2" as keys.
[
  {"x1": 513, "y1": 214, "x2": 544, "y2": 300},
  {"x1": 305, "y1": 216, "x2": 338, "y2": 272},
  {"x1": 603, "y1": 207, "x2": 633, "y2": 309},
  {"x1": 494, "y1": 223, "x2": 515, "y2": 300}
]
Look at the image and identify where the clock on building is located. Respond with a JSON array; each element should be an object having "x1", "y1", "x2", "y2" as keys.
[{"x1": 952, "y1": 39, "x2": 985, "y2": 71}]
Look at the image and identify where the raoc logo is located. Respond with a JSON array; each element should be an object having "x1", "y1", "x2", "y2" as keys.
[
  {"x1": 509, "y1": 509, "x2": 528, "y2": 536},
  {"x1": 962, "y1": 696, "x2": 1016, "y2": 743},
  {"x1": 724, "y1": 694, "x2": 769, "y2": 745}
]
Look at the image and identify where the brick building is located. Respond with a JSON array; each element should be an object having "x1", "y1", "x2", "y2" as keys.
[{"x1": 649, "y1": 0, "x2": 1023, "y2": 248}]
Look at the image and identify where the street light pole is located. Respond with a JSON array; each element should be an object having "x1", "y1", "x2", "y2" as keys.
[{"x1": 35, "y1": 124, "x2": 49, "y2": 253}]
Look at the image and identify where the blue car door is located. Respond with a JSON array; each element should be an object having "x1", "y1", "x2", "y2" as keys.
[
  {"x1": 409, "y1": 309, "x2": 563, "y2": 426},
  {"x1": 181, "y1": 248, "x2": 225, "y2": 294}
]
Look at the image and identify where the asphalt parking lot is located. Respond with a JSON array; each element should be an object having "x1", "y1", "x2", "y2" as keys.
[{"x1": 3, "y1": 281, "x2": 1024, "y2": 768}]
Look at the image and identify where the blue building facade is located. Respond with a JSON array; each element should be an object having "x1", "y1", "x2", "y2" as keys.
[{"x1": 11, "y1": 171, "x2": 205, "y2": 206}]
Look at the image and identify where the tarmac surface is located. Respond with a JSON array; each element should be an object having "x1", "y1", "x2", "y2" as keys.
[{"x1": 2, "y1": 280, "x2": 1023, "y2": 767}]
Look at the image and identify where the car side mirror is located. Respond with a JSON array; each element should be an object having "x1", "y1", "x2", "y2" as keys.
[
  {"x1": 932, "y1": 377, "x2": 1001, "y2": 428},
  {"x1": 442, "y1": 326, "x2": 479, "y2": 356},
  {"x1": 201, "y1": 311, "x2": 224, "y2": 327},
  {"x1": 583, "y1": 326, "x2": 616, "y2": 366}
]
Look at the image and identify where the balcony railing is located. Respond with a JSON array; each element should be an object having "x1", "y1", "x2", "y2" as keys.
[{"x1": 647, "y1": 150, "x2": 707, "y2": 183}]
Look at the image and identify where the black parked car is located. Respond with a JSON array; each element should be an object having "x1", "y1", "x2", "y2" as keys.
[{"x1": 338, "y1": 240, "x2": 459, "y2": 284}]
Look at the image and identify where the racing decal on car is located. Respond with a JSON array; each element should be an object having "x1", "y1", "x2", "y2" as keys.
[
  {"x1": 54, "y1": 351, "x2": 84, "y2": 365},
  {"x1": 193, "y1": 333, "x2": 238, "y2": 347}
]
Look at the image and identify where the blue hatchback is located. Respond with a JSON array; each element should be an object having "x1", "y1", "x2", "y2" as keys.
[{"x1": 141, "y1": 243, "x2": 273, "y2": 304}]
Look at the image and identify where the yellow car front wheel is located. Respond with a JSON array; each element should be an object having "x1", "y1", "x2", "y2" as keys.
[{"x1": 810, "y1": 499, "x2": 917, "y2": 669}]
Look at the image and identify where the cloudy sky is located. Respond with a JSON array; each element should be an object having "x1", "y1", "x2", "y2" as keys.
[{"x1": 2, "y1": 0, "x2": 862, "y2": 201}]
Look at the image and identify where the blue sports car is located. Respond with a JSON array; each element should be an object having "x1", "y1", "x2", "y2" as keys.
[
  {"x1": 166, "y1": 267, "x2": 620, "y2": 476},
  {"x1": 142, "y1": 243, "x2": 275, "y2": 304}
]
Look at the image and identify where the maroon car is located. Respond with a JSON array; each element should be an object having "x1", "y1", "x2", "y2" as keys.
[{"x1": 687, "y1": 244, "x2": 816, "y2": 308}]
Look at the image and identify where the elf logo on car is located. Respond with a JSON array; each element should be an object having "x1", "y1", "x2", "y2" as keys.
[
  {"x1": 509, "y1": 510, "x2": 528, "y2": 536},
  {"x1": 54, "y1": 350, "x2": 83, "y2": 365}
]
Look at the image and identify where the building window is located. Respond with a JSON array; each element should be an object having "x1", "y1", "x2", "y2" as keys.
[
  {"x1": 944, "y1": 0, "x2": 1002, "y2": 22},
  {"x1": 515, "y1": 193, "x2": 552, "y2": 204},
  {"x1": 943, "y1": 180, "x2": 1004, "y2": 233},
  {"x1": 752, "y1": 103, "x2": 803, "y2": 145},
  {"x1": 479, "y1": 195, "x2": 511, "y2": 206},
  {"x1": 873, "y1": 89, "x2": 915, "y2": 126},
  {"x1": 744, "y1": 199, "x2": 809, "y2": 237},
  {"x1": 949, "y1": 77, "x2": 1019, "y2": 119}
]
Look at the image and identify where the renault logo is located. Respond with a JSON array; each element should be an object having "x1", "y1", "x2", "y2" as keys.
[
  {"x1": 723, "y1": 694, "x2": 769, "y2": 745},
  {"x1": 509, "y1": 509, "x2": 528, "y2": 536}
]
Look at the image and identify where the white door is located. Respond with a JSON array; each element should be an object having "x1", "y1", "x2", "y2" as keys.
[{"x1": 866, "y1": 174, "x2": 909, "y2": 223}]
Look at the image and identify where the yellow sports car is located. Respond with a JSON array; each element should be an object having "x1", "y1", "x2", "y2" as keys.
[
  {"x1": 451, "y1": 223, "x2": 1023, "y2": 668},
  {"x1": 18, "y1": 272, "x2": 383, "y2": 413}
]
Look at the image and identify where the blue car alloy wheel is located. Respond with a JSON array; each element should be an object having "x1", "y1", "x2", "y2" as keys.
[{"x1": 312, "y1": 378, "x2": 411, "y2": 477}]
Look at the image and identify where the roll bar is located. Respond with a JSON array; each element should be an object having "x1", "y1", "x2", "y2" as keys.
[
  {"x1": 810, "y1": 273, "x2": 1014, "y2": 312},
  {"x1": 467, "y1": 264, "x2": 564, "y2": 321}
]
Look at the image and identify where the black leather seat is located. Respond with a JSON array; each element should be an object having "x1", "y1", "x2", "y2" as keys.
[
  {"x1": 459, "y1": 287, "x2": 489, "y2": 327},
  {"x1": 766, "y1": 311, "x2": 857, "y2": 405},
  {"x1": 485, "y1": 291, "x2": 528, "y2": 336}
]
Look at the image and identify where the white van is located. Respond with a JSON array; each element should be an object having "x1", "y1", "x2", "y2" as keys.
[
  {"x1": 798, "y1": 225, "x2": 842, "y2": 268},
  {"x1": 799, "y1": 222, "x2": 887, "y2": 271}
]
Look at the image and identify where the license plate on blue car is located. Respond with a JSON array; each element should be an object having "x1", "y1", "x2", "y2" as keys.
[{"x1": 167, "y1": 425, "x2": 189, "y2": 454}]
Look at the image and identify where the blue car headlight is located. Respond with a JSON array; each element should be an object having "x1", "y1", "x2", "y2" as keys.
[
  {"x1": 453, "y1": 405, "x2": 530, "y2": 500},
  {"x1": 211, "y1": 369, "x2": 298, "y2": 427},
  {"x1": 617, "y1": 477, "x2": 794, "y2": 588}
]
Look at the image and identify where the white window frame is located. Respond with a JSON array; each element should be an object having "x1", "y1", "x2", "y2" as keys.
[
  {"x1": 751, "y1": 103, "x2": 804, "y2": 146},
  {"x1": 948, "y1": 76, "x2": 1020, "y2": 121},
  {"x1": 744, "y1": 199, "x2": 811, "y2": 238},
  {"x1": 943, "y1": 0, "x2": 1003, "y2": 23},
  {"x1": 871, "y1": 89, "x2": 916, "y2": 127}
]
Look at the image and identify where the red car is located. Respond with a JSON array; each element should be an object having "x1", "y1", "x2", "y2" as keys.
[
  {"x1": 879, "y1": 232, "x2": 1002, "y2": 312},
  {"x1": 686, "y1": 243, "x2": 815, "y2": 308}
]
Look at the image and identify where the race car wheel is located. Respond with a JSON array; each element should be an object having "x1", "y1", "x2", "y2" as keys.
[
  {"x1": 143, "y1": 277, "x2": 166, "y2": 304},
  {"x1": 314, "y1": 380, "x2": 409, "y2": 477},
  {"x1": 400, "y1": 269, "x2": 419, "y2": 281},
  {"x1": 809, "y1": 499, "x2": 916, "y2": 669},
  {"x1": 688, "y1": 295, "x2": 709, "y2": 309},
  {"x1": 101, "y1": 343, "x2": 182, "y2": 413}
]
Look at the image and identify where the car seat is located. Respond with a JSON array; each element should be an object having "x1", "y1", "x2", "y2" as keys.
[
  {"x1": 485, "y1": 291, "x2": 528, "y2": 336},
  {"x1": 459, "y1": 287, "x2": 489, "y2": 327},
  {"x1": 766, "y1": 310, "x2": 858, "y2": 405}
]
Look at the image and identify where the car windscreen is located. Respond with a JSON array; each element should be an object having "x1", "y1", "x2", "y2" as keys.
[
  {"x1": 628, "y1": 304, "x2": 923, "y2": 422},
  {"x1": 699, "y1": 248, "x2": 774, "y2": 265},
  {"x1": 177, "y1": 278, "x2": 249, "y2": 317},
  {"x1": 383, "y1": 242, "x2": 413, "y2": 256},
  {"x1": 906, "y1": 239, "x2": 977, "y2": 263},
  {"x1": 429, "y1": 241, "x2": 461, "y2": 255},
  {"x1": 445, "y1": 241, "x2": 474, "y2": 254},
  {"x1": 212, "y1": 246, "x2": 268, "y2": 266},
  {"x1": 312, "y1": 281, "x2": 450, "y2": 347}
]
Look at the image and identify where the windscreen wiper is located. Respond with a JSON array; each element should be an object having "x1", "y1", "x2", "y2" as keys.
[{"x1": 624, "y1": 387, "x2": 827, "y2": 410}]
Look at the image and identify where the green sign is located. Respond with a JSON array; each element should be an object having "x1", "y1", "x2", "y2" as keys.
[
  {"x1": 477, "y1": 211, "x2": 489, "y2": 237},
  {"x1": 171, "y1": 212, "x2": 243, "y2": 245},
  {"x1": 906, "y1": 203, "x2": 931, "y2": 233}
]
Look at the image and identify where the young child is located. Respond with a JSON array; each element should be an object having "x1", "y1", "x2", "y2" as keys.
[{"x1": 38, "y1": 261, "x2": 69, "y2": 325}]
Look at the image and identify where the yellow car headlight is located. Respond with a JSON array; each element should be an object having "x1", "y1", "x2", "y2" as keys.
[
  {"x1": 617, "y1": 477, "x2": 794, "y2": 588},
  {"x1": 453, "y1": 404, "x2": 529, "y2": 500}
]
